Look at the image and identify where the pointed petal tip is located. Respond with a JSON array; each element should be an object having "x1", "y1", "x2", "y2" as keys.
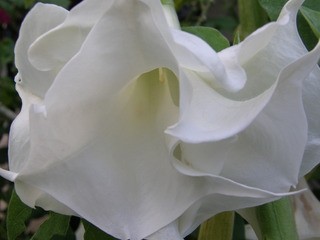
[
  {"x1": 280, "y1": 0, "x2": 305, "y2": 19},
  {"x1": 0, "y1": 168, "x2": 18, "y2": 182}
]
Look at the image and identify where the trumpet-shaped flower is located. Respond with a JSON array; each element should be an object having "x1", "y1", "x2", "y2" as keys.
[{"x1": 0, "y1": 0, "x2": 320, "y2": 239}]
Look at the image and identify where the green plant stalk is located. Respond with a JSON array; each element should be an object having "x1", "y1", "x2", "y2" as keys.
[
  {"x1": 255, "y1": 197, "x2": 299, "y2": 240},
  {"x1": 198, "y1": 212, "x2": 234, "y2": 240},
  {"x1": 237, "y1": 0, "x2": 269, "y2": 40},
  {"x1": 161, "y1": 0, "x2": 174, "y2": 7}
]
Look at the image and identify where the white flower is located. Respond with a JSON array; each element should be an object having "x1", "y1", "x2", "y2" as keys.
[{"x1": 0, "y1": 0, "x2": 319, "y2": 239}]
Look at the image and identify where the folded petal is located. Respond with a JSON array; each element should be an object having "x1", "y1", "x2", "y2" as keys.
[
  {"x1": 14, "y1": 3, "x2": 68, "y2": 98},
  {"x1": 0, "y1": 168, "x2": 17, "y2": 182},
  {"x1": 166, "y1": 0, "x2": 309, "y2": 143},
  {"x1": 173, "y1": 38, "x2": 320, "y2": 199},
  {"x1": 8, "y1": 84, "x2": 41, "y2": 172},
  {"x1": 28, "y1": 0, "x2": 115, "y2": 71},
  {"x1": 166, "y1": 69, "x2": 276, "y2": 143},
  {"x1": 171, "y1": 30, "x2": 246, "y2": 92}
]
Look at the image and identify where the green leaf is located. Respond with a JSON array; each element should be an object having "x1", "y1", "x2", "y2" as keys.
[
  {"x1": 38, "y1": 0, "x2": 71, "y2": 9},
  {"x1": 297, "y1": 12, "x2": 319, "y2": 50},
  {"x1": 30, "y1": 212, "x2": 70, "y2": 240},
  {"x1": 300, "y1": 6, "x2": 320, "y2": 38},
  {"x1": 0, "y1": 38, "x2": 15, "y2": 65},
  {"x1": 182, "y1": 26, "x2": 230, "y2": 51},
  {"x1": 6, "y1": 190, "x2": 33, "y2": 240},
  {"x1": 82, "y1": 220, "x2": 118, "y2": 240},
  {"x1": 258, "y1": 0, "x2": 287, "y2": 21},
  {"x1": 9, "y1": 0, "x2": 25, "y2": 8},
  {"x1": 0, "y1": 77, "x2": 20, "y2": 108},
  {"x1": 306, "y1": 164, "x2": 320, "y2": 180}
]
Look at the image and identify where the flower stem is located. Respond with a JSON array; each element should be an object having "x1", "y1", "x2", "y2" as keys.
[
  {"x1": 255, "y1": 197, "x2": 299, "y2": 240},
  {"x1": 198, "y1": 212, "x2": 234, "y2": 240}
]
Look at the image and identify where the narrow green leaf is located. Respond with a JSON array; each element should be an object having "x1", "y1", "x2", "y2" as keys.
[
  {"x1": 238, "y1": 0, "x2": 269, "y2": 39},
  {"x1": 232, "y1": 213, "x2": 245, "y2": 240},
  {"x1": 30, "y1": 212, "x2": 70, "y2": 240},
  {"x1": 82, "y1": 220, "x2": 118, "y2": 240},
  {"x1": 303, "y1": 0, "x2": 320, "y2": 11},
  {"x1": 233, "y1": 29, "x2": 242, "y2": 45},
  {"x1": 24, "y1": 0, "x2": 35, "y2": 8},
  {"x1": 198, "y1": 212, "x2": 234, "y2": 240},
  {"x1": 300, "y1": 6, "x2": 320, "y2": 38},
  {"x1": 182, "y1": 26, "x2": 230, "y2": 51},
  {"x1": 255, "y1": 197, "x2": 299, "y2": 240},
  {"x1": 6, "y1": 190, "x2": 33, "y2": 240}
]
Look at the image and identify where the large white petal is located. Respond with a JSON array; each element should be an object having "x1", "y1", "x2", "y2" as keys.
[
  {"x1": 17, "y1": 69, "x2": 186, "y2": 240},
  {"x1": 220, "y1": 40, "x2": 320, "y2": 188},
  {"x1": 10, "y1": 0, "x2": 187, "y2": 238},
  {"x1": 14, "y1": 3, "x2": 68, "y2": 98},
  {"x1": 22, "y1": 0, "x2": 179, "y2": 167}
]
